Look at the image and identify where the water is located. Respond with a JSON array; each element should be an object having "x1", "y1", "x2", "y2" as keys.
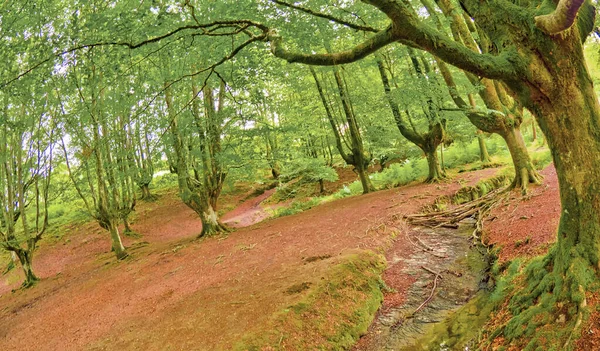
[{"x1": 359, "y1": 222, "x2": 491, "y2": 351}]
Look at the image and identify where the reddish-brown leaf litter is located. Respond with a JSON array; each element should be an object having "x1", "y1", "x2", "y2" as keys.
[
  {"x1": 483, "y1": 165, "x2": 560, "y2": 262},
  {"x1": 0, "y1": 166, "x2": 563, "y2": 350}
]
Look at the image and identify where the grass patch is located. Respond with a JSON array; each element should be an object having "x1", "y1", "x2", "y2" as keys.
[{"x1": 234, "y1": 250, "x2": 386, "y2": 351}]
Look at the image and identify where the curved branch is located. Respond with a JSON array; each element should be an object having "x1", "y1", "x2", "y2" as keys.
[
  {"x1": 534, "y1": 0, "x2": 585, "y2": 34},
  {"x1": 270, "y1": 0, "x2": 378, "y2": 33},
  {"x1": 269, "y1": 26, "x2": 395, "y2": 65},
  {"x1": 2, "y1": 20, "x2": 269, "y2": 88},
  {"x1": 269, "y1": 0, "x2": 517, "y2": 80}
]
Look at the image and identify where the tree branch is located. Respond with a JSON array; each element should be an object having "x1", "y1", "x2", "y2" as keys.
[
  {"x1": 534, "y1": 0, "x2": 586, "y2": 34},
  {"x1": 269, "y1": 0, "x2": 517, "y2": 80},
  {"x1": 271, "y1": 0, "x2": 378, "y2": 32},
  {"x1": 2, "y1": 20, "x2": 269, "y2": 88},
  {"x1": 269, "y1": 26, "x2": 395, "y2": 65}
]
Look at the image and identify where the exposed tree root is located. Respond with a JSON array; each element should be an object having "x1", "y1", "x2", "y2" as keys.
[
  {"x1": 481, "y1": 245, "x2": 596, "y2": 349},
  {"x1": 198, "y1": 221, "x2": 231, "y2": 238},
  {"x1": 405, "y1": 188, "x2": 509, "y2": 243},
  {"x1": 391, "y1": 266, "x2": 445, "y2": 330},
  {"x1": 413, "y1": 266, "x2": 443, "y2": 315},
  {"x1": 511, "y1": 166, "x2": 543, "y2": 195},
  {"x1": 424, "y1": 173, "x2": 449, "y2": 184}
]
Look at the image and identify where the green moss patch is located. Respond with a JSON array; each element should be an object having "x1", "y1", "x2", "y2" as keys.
[{"x1": 234, "y1": 250, "x2": 386, "y2": 350}]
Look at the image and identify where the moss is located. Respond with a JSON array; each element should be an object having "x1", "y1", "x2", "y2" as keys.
[{"x1": 234, "y1": 250, "x2": 386, "y2": 351}]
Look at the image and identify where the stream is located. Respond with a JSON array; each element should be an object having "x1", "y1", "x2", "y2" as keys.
[{"x1": 356, "y1": 220, "x2": 491, "y2": 351}]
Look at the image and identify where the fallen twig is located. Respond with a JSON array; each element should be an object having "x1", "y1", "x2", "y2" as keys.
[{"x1": 411, "y1": 266, "x2": 443, "y2": 316}]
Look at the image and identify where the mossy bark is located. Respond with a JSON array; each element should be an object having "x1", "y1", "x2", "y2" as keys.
[
  {"x1": 477, "y1": 131, "x2": 491, "y2": 164},
  {"x1": 501, "y1": 126, "x2": 542, "y2": 194},
  {"x1": 310, "y1": 67, "x2": 374, "y2": 194},
  {"x1": 108, "y1": 219, "x2": 128, "y2": 260},
  {"x1": 354, "y1": 161, "x2": 375, "y2": 194},
  {"x1": 16, "y1": 250, "x2": 39, "y2": 288},
  {"x1": 376, "y1": 59, "x2": 447, "y2": 184},
  {"x1": 425, "y1": 148, "x2": 446, "y2": 183},
  {"x1": 140, "y1": 184, "x2": 154, "y2": 201},
  {"x1": 166, "y1": 82, "x2": 229, "y2": 239},
  {"x1": 199, "y1": 204, "x2": 229, "y2": 237}
]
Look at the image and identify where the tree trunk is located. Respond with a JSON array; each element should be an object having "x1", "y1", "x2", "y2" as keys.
[
  {"x1": 318, "y1": 179, "x2": 325, "y2": 194},
  {"x1": 531, "y1": 119, "x2": 537, "y2": 142},
  {"x1": 477, "y1": 130, "x2": 491, "y2": 163},
  {"x1": 355, "y1": 162, "x2": 374, "y2": 194},
  {"x1": 505, "y1": 69, "x2": 600, "y2": 345},
  {"x1": 501, "y1": 126, "x2": 542, "y2": 194},
  {"x1": 15, "y1": 250, "x2": 39, "y2": 288},
  {"x1": 108, "y1": 220, "x2": 128, "y2": 260},
  {"x1": 140, "y1": 184, "x2": 153, "y2": 201},
  {"x1": 199, "y1": 204, "x2": 228, "y2": 238},
  {"x1": 439, "y1": 144, "x2": 445, "y2": 171},
  {"x1": 425, "y1": 148, "x2": 445, "y2": 183}
]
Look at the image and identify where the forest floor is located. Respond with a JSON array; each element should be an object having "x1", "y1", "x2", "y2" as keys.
[{"x1": 0, "y1": 165, "x2": 566, "y2": 350}]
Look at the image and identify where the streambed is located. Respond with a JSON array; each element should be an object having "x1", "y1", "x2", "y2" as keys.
[{"x1": 356, "y1": 221, "x2": 491, "y2": 351}]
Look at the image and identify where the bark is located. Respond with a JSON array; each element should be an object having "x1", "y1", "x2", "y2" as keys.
[
  {"x1": 269, "y1": 0, "x2": 600, "y2": 342},
  {"x1": 166, "y1": 83, "x2": 228, "y2": 238},
  {"x1": 376, "y1": 58, "x2": 447, "y2": 184},
  {"x1": 354, "y1": 161, "x2": 375, "y2": 194},
  {"x1": 425, "y1": 148, "x2": 445, "y2": 183},
  {"x1": 310, "y1": 67, "x2": 374, "y2": 194},
  {"x1": 108, "y1": 219, "x2": 128, "y2": 260},
  {"x1": 140, "y1": 184, "x2": 154, "y2": 200},
  {"x1": 200, "y1": 204, "x2": 229, "y2": 237},
  {"x1": 16, "y1": 250, "x2": 39, "y2": 288},
  {"x1": 531, "y1": 120, "x2": 537, "y2": 142},
  {"x1": 526, "y1": 59, "x2": 600, "y2": 270},
  {"x1": 501, "y1": 126, "x2": 542, "y2": 194},
  {"x1": 333, "y1": 69, "x2": 374, "y2": 194},
  {"x1": 477, "y1": 130, "x2": 491, "y2": 163}
]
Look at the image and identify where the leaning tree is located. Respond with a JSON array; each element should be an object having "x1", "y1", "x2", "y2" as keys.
[
  {"x1": 4, "y1": 0, "x2": 600, "y2": 345},
  {"x1": 266, "y1": 0, "x2": 600, "y2": 347}
]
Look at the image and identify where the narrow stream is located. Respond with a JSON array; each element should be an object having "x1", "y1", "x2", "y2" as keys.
[{"x1": 357, "y1": 221, "x2": 491, "y2": 351}]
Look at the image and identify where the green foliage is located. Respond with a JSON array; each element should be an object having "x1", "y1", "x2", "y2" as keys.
[
  {"x1": 280, "y1": 158, "x2": 338, "y2": 184},
  {"x1": 272, "y1": 197, "x2": 322, "y2": 218}
]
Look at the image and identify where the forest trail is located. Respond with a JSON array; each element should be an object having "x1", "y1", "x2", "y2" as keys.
[
  {"x1": 222, "y1": 187, "x2": 281, "y2": 228},
  {"x1": 0, "y1": 166, "x2": 544, "y2": 351}
]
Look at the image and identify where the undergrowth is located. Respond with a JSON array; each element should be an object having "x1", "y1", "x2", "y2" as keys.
[
  {"x1": 234, "y1": 250, "x2": 386, "y2": 351},
  {"x1": 477, "y1": 243, "x2": 600, "y2": 350}
]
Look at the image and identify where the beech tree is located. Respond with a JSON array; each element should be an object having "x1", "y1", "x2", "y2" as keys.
[
  {"x1": 377, "y1": 53, "x2": 449, "y2": 182},
  {"x1": 310, "y1": 67, "x2": 375, "y2": 193},
  {"x1": 266, "y1": 0, "x2": 600, "y2": 346},
  {"x1": 4, "y1": 1, "x2": 600, "y2": 345},
  {"x1": 0, "y1": 88, "x2": 55, "y2": 287}
]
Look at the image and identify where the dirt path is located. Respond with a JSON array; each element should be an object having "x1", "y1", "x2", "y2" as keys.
[
  {"x1": 0, "y1": 168, "x2": 500, "y2": 350},
  {"x1": 222, "y1": 187, "x2": 281, "y2": 227}
]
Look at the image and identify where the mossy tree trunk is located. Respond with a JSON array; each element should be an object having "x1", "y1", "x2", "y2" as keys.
[
  {"x1": 108, "y1": 218, "x2": 128, "y2": 260},
  {"x1": 15, "y1": 250, "x2": 39, "y2": 288},
  {"x1": 376, "y1": 58, "x2": 447, "y2": 183},
  {"x1": 269, "y1": 0, "x2": 600, "y2": 343},
  {"x1": 425, "y1": 148, "x2": 444, "y2": 183},
  {"x1": 477, "y1": 130, "x2": 491, "y2": 164},
  {"x1": 165, "y1": 82, "x2": 228, "y2": 238},
  {"x1": 501, "y1": 126, "x2": 542, "y2": 193},
  {"x1": 430, "y1": 0, "x2": 541, "y2": 191},
  {"x1": 310, "y1": 67, "x2": 374, "y2": 194},
  {"x1": 0, "y1": 96, "x2": 55, "y2": 287}
]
